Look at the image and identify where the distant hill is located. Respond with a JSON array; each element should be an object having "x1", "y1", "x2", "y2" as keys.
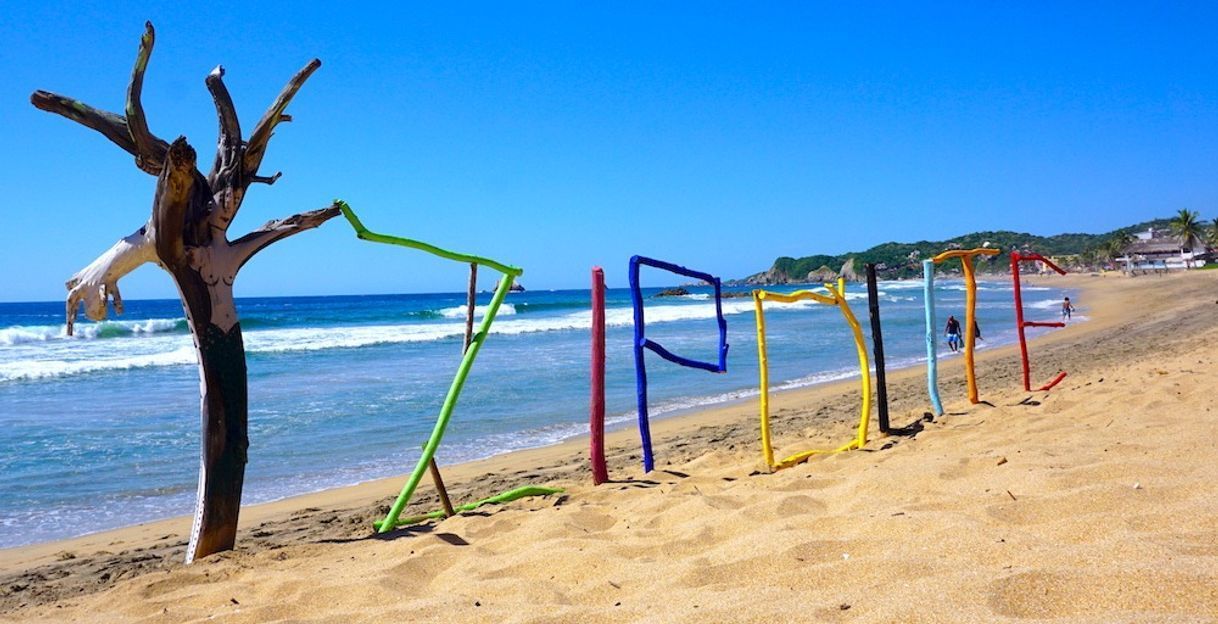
[{"x1": 739, "y1": 217, "x2": 1174, "y2": 284}]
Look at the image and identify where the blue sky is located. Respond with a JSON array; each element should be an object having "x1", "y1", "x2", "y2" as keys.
[{"x1": 2, "y1": 2, "x2": 1215, "y2": 301}]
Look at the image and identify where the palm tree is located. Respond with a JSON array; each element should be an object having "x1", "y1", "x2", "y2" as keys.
[
  {"x1": 1209, "y1": 217, "x2": 1218, "y2": 249},
  {"x1": 1104, "y1": 231, "x2": 1133, "y2": 270},
  {"x1": 1170, "y1": 209, "x2": 1204, "y2": 268},
  {"x1": 1079, "y1": 249, "x2": 1097, "y2": 269}
]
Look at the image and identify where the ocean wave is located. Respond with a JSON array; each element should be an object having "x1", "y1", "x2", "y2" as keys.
[
  {"x1": 437, "y1": 303, "x2": 517, "y2": 319},
  {"x1": 0, "y1": 346, "x2": 198, "y2": 382},
  {"x1": 0, "y1": 318, "x2": 187, "y2": 345},
  {"x1": 877, "y1": 281, "x2": 923, "y2": 290},
  {"x1": 1027, "y1": 298, "x2": 1066, "y2": 311},
  {"x1": 512, "y1": 300, "x2": 591, "y2": 314}
]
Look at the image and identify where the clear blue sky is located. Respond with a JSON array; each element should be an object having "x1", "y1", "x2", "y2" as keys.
[{"x1": 2, "y1": 2, "x2": 1215, "y2": 301}]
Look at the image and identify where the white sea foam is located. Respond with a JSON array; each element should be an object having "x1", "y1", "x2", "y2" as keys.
[
  {"x1": 1027, "y1": 298, "x2": 1074, "y2": 311},
  {"x1": 438, "y1": 303, "x2": 517, "y2": 319},
  {"x1": 0, "y1": 326, "x2": 64, "y2": 346},
  {"x1": 877, "y1": 281, "x2": 923, "y2": 290},
  {"x1": 0, "y1": 346, "x2": 198, "y2": 382},
  {"x1": 0, "y1": 318, "x2": 183, "y2": 346}
]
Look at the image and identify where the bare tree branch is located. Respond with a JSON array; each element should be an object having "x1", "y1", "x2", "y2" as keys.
[
  {"x1": 29, "y1": 91, "x2": 169, "y2": 172},
  {"x1": 229, "y1": 202, "x2": 342, "y2": 269},
  {"x1": 64, "y1": 224, "x2": 159, "y2": 335},
  {"x1": 125, "y1": 21, "x2": 164, "y2": 173},
  {"x1": 250, "y1": 172, "x2": 282, "y2": 185},
  {"x1": 243, "y1": 59, "x2": 321, "y2": 176},
  {"x1": 204, "y1": 64, "x2": 245, "y2": 232},
  {"x1": 29, "y1": 23, "x2": 171, "y2": 175},
  {"x1": 205, "y1": 65, "x2": 242, "y2": 186}
]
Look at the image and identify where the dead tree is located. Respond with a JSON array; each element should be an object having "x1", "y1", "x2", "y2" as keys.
[{"x1": 31, "y1": 22, "x2": 343, "y2": 563}]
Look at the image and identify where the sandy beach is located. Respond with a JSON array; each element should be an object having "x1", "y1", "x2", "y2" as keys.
[{"x1": 2, "y1": 270, "x2": 1217, "y2": 623}]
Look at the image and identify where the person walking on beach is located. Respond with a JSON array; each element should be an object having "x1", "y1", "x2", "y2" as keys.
[
  {"x1": 945, "y1": 315, "x2": 962, "y2": 352},
  {"x1": 973, "y1": 321, "x2": 983, "y2": 342},
  {"x1": 1062, "y1": 297, "x2": 1075, "y2": 321}
]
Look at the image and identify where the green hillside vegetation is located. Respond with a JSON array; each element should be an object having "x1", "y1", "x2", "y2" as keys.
[{"x1": 743, "y1": 217, "x2": 1175, "y2": 283}]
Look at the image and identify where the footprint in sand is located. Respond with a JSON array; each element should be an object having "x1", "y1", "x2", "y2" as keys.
[
  {"x1": 462, "y1": 516, "x2": 521, "y2": 540},
  {"x1": 137, "y1": 570, "x2": 211, "y2": 601},
  {"x1": 775, "y1": 494, "x2": 829, "y2": 517},
  {"x1": 378, "y1": 551, "x2": 465, "y2": 596},
  {"x1": 565, "y1": 508, "x2": 617, "y2": 533},
  {"x1": 680, "y1": 552, "x2": 779, "y2": 590},
  {"x1": 938, "y1": 457, "x2": 987, "y2": 481}
]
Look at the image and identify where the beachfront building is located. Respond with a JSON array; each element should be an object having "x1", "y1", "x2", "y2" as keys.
[{"x1": 1117, "y1": 227, "x2": 1211, "y2": 273}]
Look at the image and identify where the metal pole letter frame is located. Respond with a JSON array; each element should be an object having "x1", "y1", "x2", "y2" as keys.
[
  {"x1": 927, "y1": 248, "x2": 1001, "y2": 406},
  {"x1": 864, "y1": 263, "x2": 890, "y2": 433},
  {"x1": 754, "y1": 279, "x2": 871, "y2": 471},
  {"x1": 340, "y1": 206, "x2": 560, "y2": 532},
  {"x1": 923, "y1": 259, "x2": 945, "y2": 416},
  {"x1": 1010, "y1": 251, "x2": 1068, "y2": 391},
  {"x1": 629, "y1": 255, "x2": 729, "y2": 473},
  {"x1": 589, "y1": 267, "x2": 609, "y2": 485}
]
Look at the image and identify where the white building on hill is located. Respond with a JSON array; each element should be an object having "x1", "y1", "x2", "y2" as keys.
[{"x1": 1118, "y1": 227, "x2": 1208, "y2": 272}]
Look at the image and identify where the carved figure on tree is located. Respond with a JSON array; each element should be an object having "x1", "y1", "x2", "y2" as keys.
[{"x1": 31, "y1": 22, "x2": 344, "y2": 563}]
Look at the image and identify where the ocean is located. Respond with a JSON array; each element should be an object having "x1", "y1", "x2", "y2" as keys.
[{"x1": 0, "y1": 278, "x2": 1079, "y2": 548}]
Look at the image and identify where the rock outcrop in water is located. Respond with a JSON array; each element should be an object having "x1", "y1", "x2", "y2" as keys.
[{"x1": 654, "y1": 287, "x2": 690, "y2": 297}]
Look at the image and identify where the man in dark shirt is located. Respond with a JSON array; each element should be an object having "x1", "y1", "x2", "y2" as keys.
[{"x1": 945, "y1": 315, "x2": 962, "y2": 352}]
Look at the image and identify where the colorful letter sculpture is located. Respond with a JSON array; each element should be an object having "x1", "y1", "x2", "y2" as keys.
[
  {"x1": 589, "y1": 266, "x2": 609, "y2": 485},
  {"x1": 1010, "y1": 251, "x2": 1068, "y2": 391},
  {"x1": 340, "y1": 206, "x2": 560, "y2": 532},
  {"x1": 629, "y1": 255, "x2": 729, "y2": 473},
  {"x1": 924, "y1": 248, "x2": 1001, "y2": 410},
  {"x1": 923, "y1": 260, "x2": 945, "y2": 415},
  {"x1": 864, "y1": 263, "x2": 891, "y2": 433},
  {"x1": 753, "y1": 279, "x2": 871, "y2": 471}
]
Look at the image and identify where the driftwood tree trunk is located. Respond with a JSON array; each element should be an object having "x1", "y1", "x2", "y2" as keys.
[{"x1": 32, "y1": 22, "x2": 342, "y2": 563}]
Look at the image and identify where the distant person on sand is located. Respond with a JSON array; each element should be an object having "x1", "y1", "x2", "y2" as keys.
[
  {"x1": 945, "y1": 315, "x2": 962, "y2": 352},
  {"x1": 1062, "y1": 297, "x2": 1075, "y2": 321},
  {"x1": 974, "y1": 321, "x2": 983, "y2": 342}
]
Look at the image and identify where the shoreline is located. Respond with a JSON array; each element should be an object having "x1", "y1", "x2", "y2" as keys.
[{"x1": 0, "y1": 272, "x2": 1095, "y2": 572}]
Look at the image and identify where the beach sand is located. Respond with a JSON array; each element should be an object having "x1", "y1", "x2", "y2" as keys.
[{"x1": 2, "y1": 270, "x2": 1217, "y2": 622}]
